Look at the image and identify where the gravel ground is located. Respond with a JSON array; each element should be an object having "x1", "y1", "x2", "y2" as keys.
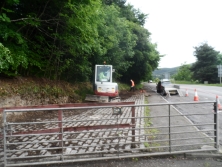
[
  {"x1": 35, "y1": 83, "x2": 222, "y2": 167},
  {"x1": 35, "y1": 155, "x2": 222, "y2": 167}
]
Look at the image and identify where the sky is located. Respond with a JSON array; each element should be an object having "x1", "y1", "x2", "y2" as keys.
[{"x1": 126, "y1": 0, "x2": 222, "y2": 68}]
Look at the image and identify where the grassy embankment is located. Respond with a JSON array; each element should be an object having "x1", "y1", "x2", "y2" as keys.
[
  {"x1": 0, "y1": 77, "x2": 91, "y2": 103},
  {"x1": 0, "y1": 77, "x2": 144, "y2": 103}
]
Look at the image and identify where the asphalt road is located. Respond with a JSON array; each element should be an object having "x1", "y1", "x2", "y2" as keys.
[
  {"x1": 146, "y1": 82, "x2": 222, "y2": 146},
  {"x1": 149, "y1": 82, "x2": 222, "y2": 100},
  {"x1": 178, "y1": 84, "x2": 222, "y2": 100}
]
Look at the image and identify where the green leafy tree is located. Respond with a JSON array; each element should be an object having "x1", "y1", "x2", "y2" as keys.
[
  {"x1": 172, "y1": 63, "x2": 192, "y2": 81},
  {"x1": 1, "y1": 0, "x2": 161, "y2": 84},
  {"x1": 0, "y1": 43, "x2": 13, "y2": 74},
  {"x1": 217, "y1": 53, "x2": 222, "y2": 64},
  {"x1": 120, "y1": 22, "x2": 160, "y2": 83},
  {"x1": 90, "y1": 4, "x2": 136, "y2": 79},
  {"x1": 98, "y1": 1, "x2": 160, "y2": 84},
  {"x1": 191, "y1": 43, "x2": 220, "y2": 83},
  {"x1": 115, "y1": 4, "x2": 160, "y2": 83},
  {"x1": 1, "y1": 0, "x2": 103, "y2": 80},
  {"x1": 58, "y1": 0, "x2": 103, "y2": 82}
]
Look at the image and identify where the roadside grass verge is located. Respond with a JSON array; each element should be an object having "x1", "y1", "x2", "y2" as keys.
[
  {"x1": 143, "y1": 96, "x2": 159, "y2": 150},
  {"x1": 197, "y1": 83, "x2": 222, "y2": 87},
  {"x1": 173, "y1": 80, "x2": 222, "y2": 87},
  {"x1": 171, "y1": 80, "x2": 198, "y2": 84},
  {"x1": 117, "y1": 82, "x2": 129, "y2": 91}
]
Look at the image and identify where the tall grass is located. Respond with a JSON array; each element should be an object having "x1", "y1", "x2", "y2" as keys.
[{"x1": 117, "y1": 82, "x2": 144, "y2": 92}]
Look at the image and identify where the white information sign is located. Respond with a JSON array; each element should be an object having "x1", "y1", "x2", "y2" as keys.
[{"x1": 217, "y1": 65, "x2": 222, "y2": 83}]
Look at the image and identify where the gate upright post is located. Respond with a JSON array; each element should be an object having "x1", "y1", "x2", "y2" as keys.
[
  {"x1": 3, "y1": 110, "x2": 7, "y2": 167},
  {"x1": 131, "y1": 106, "x2": 136, "y2": 148},
  {"x1": 58, "y1": 110, "x2": 63, "y2": 149},
  {"x1": 169, "y1": 104, "x2": 171, "y2": 153},
  {"x1": 214, "y1": 101, "x2": 219, "y2": 151}
]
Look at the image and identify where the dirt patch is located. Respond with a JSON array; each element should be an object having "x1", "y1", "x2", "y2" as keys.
[
  {"x1": 119, "y1": 89, "x2": 147, "y2": 100},
  {"x1": 0, "y1": 76, "x2": 86, "y2": 105}
]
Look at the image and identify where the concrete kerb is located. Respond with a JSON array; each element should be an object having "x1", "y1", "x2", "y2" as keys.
[
  {"x1": 185, "y1": 146, "x2": 222, "y2": 158},
  {"x1": 186, "y1": 151, "x2": 222, "y2": 159}
]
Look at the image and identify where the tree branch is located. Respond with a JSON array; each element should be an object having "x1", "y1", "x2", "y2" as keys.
[
  {"x1": 0, "y1": 0, "x2": 6, "y2": 14},
  {"x1": 35, "y1": 27, "x2": 54, "y2": 39},
  {"x1": 38, "y1": 0, "x2": 51, "y2": 19},
  {"x1": 11, "y1": 17, "x2": 60, "y2": 23}
]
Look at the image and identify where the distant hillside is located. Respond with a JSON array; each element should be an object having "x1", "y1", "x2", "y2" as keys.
[{"x1": 152, "y1": 66, "x2": 179, "y2": 79}]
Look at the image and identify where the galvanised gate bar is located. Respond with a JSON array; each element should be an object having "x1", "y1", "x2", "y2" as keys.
[{"x1": 0, "y1": 96, "x2": 219, "y2": 167}]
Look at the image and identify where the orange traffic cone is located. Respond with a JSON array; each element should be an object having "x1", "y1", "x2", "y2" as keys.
[
  {"x1": 194, "y1": 89, "x2": 199, "y2": 101},
  {"x1": 216, "y1": 95, "x2": 222, "y2": 110},
  {"x1": 185, "y1": 89, "x2": 188, "y2": 97}
]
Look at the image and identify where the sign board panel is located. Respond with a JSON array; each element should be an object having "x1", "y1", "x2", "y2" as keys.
[{"x1": 217, "y1": 65, "x2": 222, "y2": 77}]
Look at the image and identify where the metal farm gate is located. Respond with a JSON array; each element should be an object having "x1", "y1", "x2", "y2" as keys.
[{"x1": 0, "y1": 97, "x2": 220, "y2": 167}]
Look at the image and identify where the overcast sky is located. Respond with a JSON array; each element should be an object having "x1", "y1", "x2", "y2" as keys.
[{"x1": 126, "y1": 0, "x2": 222, "y2": 68}]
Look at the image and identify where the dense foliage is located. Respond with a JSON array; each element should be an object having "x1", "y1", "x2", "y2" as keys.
[
  {"x1": 0, "y1": 0, "x2": 160, "y2": 84},
  {"x1": 169, "y1": 43, "x2": 222, "y2": 84},
  {"x1": 172, "y1": 63, "x2": 192, "y2": 81},
  {"x1": 191, "y1": 43, "x2": 221, "y2": 83}
]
